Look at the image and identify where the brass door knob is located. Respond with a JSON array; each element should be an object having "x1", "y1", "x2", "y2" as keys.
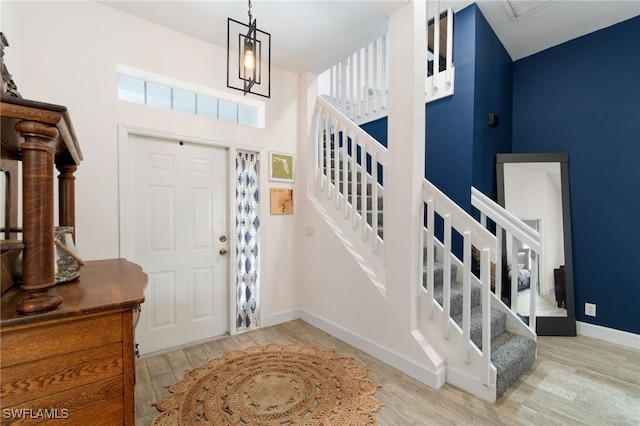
[
  {"x1": 219, "y1": 235, "x2": 227, "y2": 242},
  {"x1": 219, "y1": 248, "x2": 228, "y2": 255}
]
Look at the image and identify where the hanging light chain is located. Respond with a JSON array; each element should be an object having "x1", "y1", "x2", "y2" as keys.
[{"x1": 247, "y1": 0, "x2": 253, "y2": 25}]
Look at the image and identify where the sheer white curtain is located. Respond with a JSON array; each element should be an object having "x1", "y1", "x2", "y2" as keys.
[{"x1": 235, "y1": 151, "x2": 260, "y2": 330}]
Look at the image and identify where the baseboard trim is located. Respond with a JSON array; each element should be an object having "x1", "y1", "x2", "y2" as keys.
[
  {"x1": 264, "y1": 308, "x2": 445, "y2": 389},
  {"x1": 577, "y1": 321, "x2": 640, "y2": 349},
  {"x1": 446, "y1": 366, "x2": 496, "y2": 403},
  {"x1": 263, "y1": 308, "x2": 302, "y2": 327}
]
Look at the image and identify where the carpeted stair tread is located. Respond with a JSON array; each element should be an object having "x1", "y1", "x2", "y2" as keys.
[
  {"x1": 432, "y1": 280, "x2": 481, "y2": 317},
  {"x1": 491, "y1": 332, "x2": 537, "y2": 398},
  {"x1": 451, "y1": 306, "x2": 506, "y2": 349},
  {"x1": 425, "y1": 262, "x2": 458, "y2": 287}
]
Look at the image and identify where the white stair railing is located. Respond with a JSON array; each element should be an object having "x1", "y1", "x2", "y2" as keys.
[
  {"x1": 310, "y1": 96, "x2": 538, "y2": 398},
  {"x1": 421, "y1": 180, "x2": 497, "y2": 386},
  {"x1": 471, "y1": 187, "x2": 541, "y2": 333},
  {"x1": 311, "y1": 96, "x2": 387, "y2": 282}
]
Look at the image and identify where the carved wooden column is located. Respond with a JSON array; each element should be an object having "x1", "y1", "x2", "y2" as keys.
[
  {"x1": 57, "y1": 162, "x2": 77, "y2": 236},
  {"x1": 16, "y1": 120, "x2": 62, "y2": 313}
]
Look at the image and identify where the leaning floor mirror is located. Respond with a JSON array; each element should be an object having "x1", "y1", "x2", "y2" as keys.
[{"x1": 496, "y1": 153, "x2": 576, "y2": 336}]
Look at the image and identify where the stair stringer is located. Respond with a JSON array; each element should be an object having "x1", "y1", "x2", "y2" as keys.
[
  {"x1": 308, "y1": 97, "x2": 388, "y2": 296},
  {"x1": 417, "y1": 293, "x2": 498, "y2": 402},
  {"x1": 307, "y1": 191, "x2": 387, "y2": 296}
]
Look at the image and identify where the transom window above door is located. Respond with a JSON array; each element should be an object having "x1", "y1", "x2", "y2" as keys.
[{"x1": 116, "y1": 65, "x2": 264, "y2": 128}]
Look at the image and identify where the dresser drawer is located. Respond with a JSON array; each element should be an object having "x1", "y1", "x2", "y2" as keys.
[
  {"x1": 1, "y1": 312, "x2": 123, "y2": 368},
  {"x1": 1, "y1": 376, "x2": 124, "y2": 425},
  {"x1": 1, "y1": 342, "x2": 123, "y2": 407}
]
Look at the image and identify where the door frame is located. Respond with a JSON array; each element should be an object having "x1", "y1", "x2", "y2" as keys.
[{"x1": 117, "y1": 124, "x2": 264, "y2": 336}]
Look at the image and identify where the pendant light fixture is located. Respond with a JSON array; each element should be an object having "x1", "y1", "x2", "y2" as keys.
[{"x1": 227, "y1": 0, "x2": 271, "y2": 98}]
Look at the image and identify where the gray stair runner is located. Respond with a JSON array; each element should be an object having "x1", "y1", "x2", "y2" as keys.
[{"x1": 428, "y1": 262, "x2": 536, "y2": 398}]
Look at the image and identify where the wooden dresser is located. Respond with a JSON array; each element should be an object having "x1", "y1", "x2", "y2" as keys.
[
  {"x1": 1, "y1": 96, "x2": 147, "y2": 424},
  {"x1": 1, "y1": 259, "x2": 146, "y2": 425}
]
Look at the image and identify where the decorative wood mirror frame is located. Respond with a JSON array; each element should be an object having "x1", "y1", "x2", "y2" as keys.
[{"x1": 496, "y1": 153, "x2": 577, "y2": 336}]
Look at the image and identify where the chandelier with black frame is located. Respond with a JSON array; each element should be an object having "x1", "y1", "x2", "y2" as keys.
[{"x1": 227, "y1": 0, "x2": 271, "y2": 98}]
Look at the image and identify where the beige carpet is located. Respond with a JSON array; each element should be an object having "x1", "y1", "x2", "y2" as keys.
[{"x1": 151, "y1": 342, "x2": 382, "y2": 425}]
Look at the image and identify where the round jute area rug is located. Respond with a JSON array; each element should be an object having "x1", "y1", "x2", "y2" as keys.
[{"x1": 151, "y1": 342, "x2": 382, "y2": 425}]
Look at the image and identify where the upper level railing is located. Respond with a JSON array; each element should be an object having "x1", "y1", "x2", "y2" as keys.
[
  {"x1": 426, "y1": 6, "x2": 455, "y2": 102},
  {"x1": 471, "y1": 187, "x2": 541, "y2": 333},
  {"x1": 320, "y1": 4, "x2": 455, "y2": 122},
  {"x1": 321, "y1": 34, "x2": 389, "y2": 125}
]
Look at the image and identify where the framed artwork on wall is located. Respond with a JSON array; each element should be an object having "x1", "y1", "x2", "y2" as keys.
[
  {"x1": 270, "y1": 188, "x2": 293, "y2": 215},
  {"x1": 269, "y1": 151, "x2": 294, "y2": 182}
]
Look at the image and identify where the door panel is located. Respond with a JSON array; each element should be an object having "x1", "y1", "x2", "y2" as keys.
[{"x1": 126, "y1": 135, "x2": 228, "y2": 355}]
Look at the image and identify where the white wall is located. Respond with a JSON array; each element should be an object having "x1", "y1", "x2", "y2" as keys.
[
  {"x1": 2, "y1": 1, "x2": 300, "y2": 318},
  {"x1": 290, "y1": 2, "x2": 444, "y2": 388}
]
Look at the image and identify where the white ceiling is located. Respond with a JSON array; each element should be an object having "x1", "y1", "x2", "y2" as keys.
[{"x1": 100, "y1": 0, "x2": 640, "y2": 74}]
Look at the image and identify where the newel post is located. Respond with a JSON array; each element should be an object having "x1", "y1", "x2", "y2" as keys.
[{"x1": 386, "y1": 1, "x2": 427, "y2": 328}]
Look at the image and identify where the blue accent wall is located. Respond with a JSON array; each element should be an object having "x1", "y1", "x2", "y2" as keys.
[
  {"x1": 471, "y1": 8, "x2": 513, "y2": 199},
  {"x1": 424, "y1": 4, "x2": 512, "y2": 210},
  {"x1": 425, "y1": 4, "x2": 476, "y2": 213},
  {"x1": 512, "y1": 16, "x2": 640, "y2": 334},
  {"x1": 358, "y1": 6, "x2": 639, "y2": 336},
  {"x1": 360, "y1": 117, "x2": 388, "y2": 148}
]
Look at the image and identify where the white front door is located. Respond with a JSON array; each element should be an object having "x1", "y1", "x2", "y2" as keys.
[{"x1": 126, "y1": 134, "x2": 229, "y2": 355}]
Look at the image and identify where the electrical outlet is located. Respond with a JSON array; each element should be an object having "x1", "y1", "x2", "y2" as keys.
[
  {"x1": 585, "y1": 303, "x2": 596, "y2": 317},
  {"x1": 305, "y1": 226, "x2": 315, "y2": 237}
]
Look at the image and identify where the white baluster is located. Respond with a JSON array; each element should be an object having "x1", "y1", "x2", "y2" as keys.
[
  {"x1": 343, "y1": 129, "x2": 349, "y2": 217},
  {"x1": 446, "y1": 8, "x2": 453, "y2": 86},
  {"x1": 371, "y1": 151, "x2": 379, "y2": 254},
  {"x1": 330, "y1": 66, "x2": 335, "y2": 107},
  {"x1": 529, "y1": 250, "x2": 538, "y2": 333},
  {"x1": 319, "y1": 111, "x2": 326, "y2": 191},
  {"x1": 372, "y1": 38, "x2": 378, "y2": 113},
  {"x1": 364, "y1": 44, "x2": 370, "y2": 117},
  {"x1": 326, "y1": 116, "x2": 333, "y2": 200},
  {"x1": 495, "y1": 224, "x2": 503, "y2": 301},
  {"x1": 443, "y1": 213, "x2": 452, "y2": 338},
  {"x1": 335, "y1": 123, "x2": 342, "y2": 210},
  {"x1": 361, "y1": 148, "x2": 368, "y2": 242},
  {"x1": 381, "y1": 34, "x2": 388, "y2": 110},
  {"x1": 511, "y1": 234, "x2": 518, "y2": 314},
  {"x1": 341, "y1": 61, "x2": 347, "y2": 115},
  {"x1": 481, "y1": 247, "x2": 492, "y2": 386},
  {"x1": 350, "y1": 135, "x2": 358, "y2": 227},
  {"x1": 315, "y1": 109, "x2": 321, "y2": 184},
  {"x1": 433, "y1": 1, "x2": 440, "y2": 94},
  {"x1": 426, "y1": 198, "x2": 435, "y2": 319},
  {"x1": 463, "y1": 231, "x2": 472, "y2": 363},
  {"x1": 356, "y1": 48, "x2": 362, "y2": 119}
]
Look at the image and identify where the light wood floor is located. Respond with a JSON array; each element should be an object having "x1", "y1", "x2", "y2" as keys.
[
  {"x1": 517, "y1": 289, "x2": 567, "y2": 317},
  {"x1": 135, "y1": 320, "x2": 640, "y2": 425}
]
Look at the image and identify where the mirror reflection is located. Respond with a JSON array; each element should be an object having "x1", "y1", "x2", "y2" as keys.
[
  {"x1": 503, "y1": 162, "x2": 567, "y2": 318},
  {"x1": 497, "y1": 153, "x2": 576, "y2": 336}
]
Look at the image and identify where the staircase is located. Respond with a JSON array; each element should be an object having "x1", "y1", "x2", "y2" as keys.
[
  {"x1": 309, "y1": 96, "x2": 539, "y2": 402},
  {"x1": 308, "y1": 2, "x2": 540, "y2": 403}
]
